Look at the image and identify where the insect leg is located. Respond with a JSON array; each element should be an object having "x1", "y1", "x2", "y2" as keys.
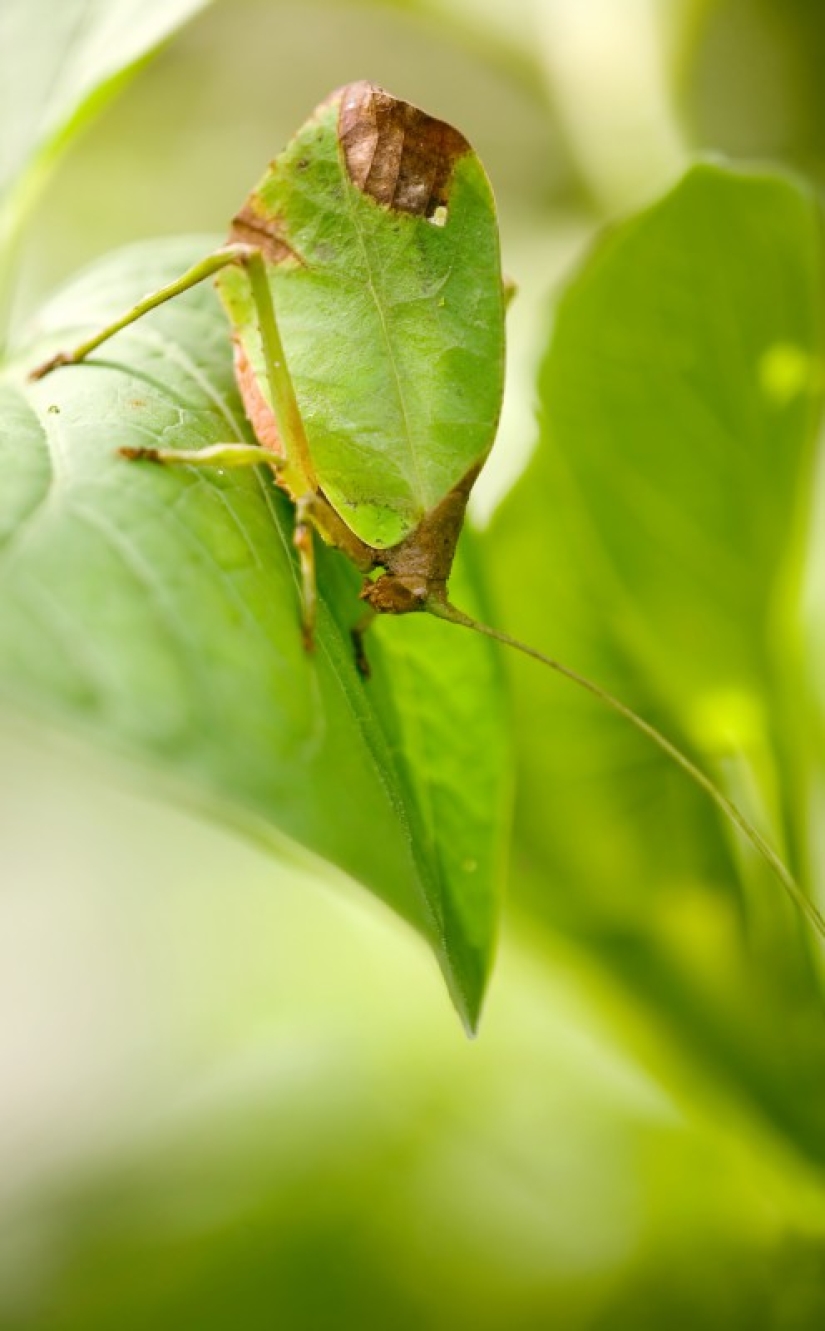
[
  {"x1": 350, "y1": 607, "x2": 377, "y2": 679},
  {"x1": 240, "y1": 249, "x2": 316, "y2": 496},
  {"x1": 28, "y1": 244, "x2": 259, "y2": 381},
  {"x1": 119, "y1": 442, "x2": 279, "y2": 470},
  {"x1": 294, "y1": 496, "x2": 317, "y2": 652}
]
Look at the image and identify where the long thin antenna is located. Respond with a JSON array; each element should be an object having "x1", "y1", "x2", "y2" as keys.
[{"x1": 427, "y1": 598, "x2": 825, "y2": 943}]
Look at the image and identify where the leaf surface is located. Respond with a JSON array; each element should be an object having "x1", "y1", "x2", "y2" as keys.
[{"x1": 2, "y1": 239, "x2": 509, "y2": 1030}]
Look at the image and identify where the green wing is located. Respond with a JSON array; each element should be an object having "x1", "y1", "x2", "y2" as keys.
[{"x1": 216, "y1": 82, "x2": 506, "y2": 550}]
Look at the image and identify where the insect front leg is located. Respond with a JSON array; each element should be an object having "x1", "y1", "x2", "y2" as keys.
[{"x1": 28, "y1": 244, "x2": 259, "y2": 381}]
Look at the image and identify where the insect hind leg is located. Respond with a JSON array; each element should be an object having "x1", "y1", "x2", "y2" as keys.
[
  {"x1": 294, "y1": 496, "x2": 318, "y2": 653},
  {"x1": 351, "y1": 606, "x2": 377, "y2": 678}
]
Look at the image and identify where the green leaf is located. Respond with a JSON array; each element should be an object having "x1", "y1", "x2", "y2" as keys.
[
  {"x1": 0, "y1": 0, "x2": 212, "y2": 263},
  {"x1": 492, "y1": 162, "x2": 825, "y2": 902},
  {"x1": 537, "y1": 162, "x2": 822, "y2": 709},
  {"x1": 1, "y1": 238, "x2": 510, "y2": 1031},
  {"x1": 488, "y1": 162, "x2": 825, "y2": 1160},
  {"x1": 218, "y1": 82, "x2": 506, "y2": 548}
]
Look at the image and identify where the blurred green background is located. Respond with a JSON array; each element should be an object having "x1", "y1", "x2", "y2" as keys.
[{"x1": 3, "y1": 1, "x2": 825, "y2": 1327}]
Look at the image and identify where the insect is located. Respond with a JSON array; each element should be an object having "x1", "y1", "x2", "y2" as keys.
[
  {"x1": 31, "y1": 81, "x2": 505, "y2": 671},
  {"x1": 28, "y1": 82, "x2": 824, "y2": 942}
]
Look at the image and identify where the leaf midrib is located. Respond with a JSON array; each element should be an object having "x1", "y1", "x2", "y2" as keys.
[{"x1": 338, "y1": 171, "x2": 428, "y2": 520}]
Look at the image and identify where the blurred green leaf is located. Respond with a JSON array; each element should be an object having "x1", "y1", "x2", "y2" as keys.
[
  {"x1": 489, "y1": 162, "x2": 825, "y2": 1161},
  {"x1": 0, "y1": 238, "x2": 509, "y2": 1030},
  {"x1": 0, "y1": 0, "x2": 212, "y2": 267},
  {"x1": 493, "y1": 160, "x2": 825, "y2": 905},
  {"x1": 534, "y1": 161, "x2": 822, "y2": 711},
  {"x1": 3, "y1": 901, "x2": 825, "y2": 1331}
]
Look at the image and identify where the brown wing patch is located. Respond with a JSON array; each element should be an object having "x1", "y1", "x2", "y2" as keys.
[
  {"x1": 337, "y1": 82, "x2": 470, "y2": 218},
  {"x1": 359, "y1": 460, "x2": 483, "y2": 613},
  {"x1": 227, "y1": 198, "x2": 303, "y2": 266},
  {"x1": 232, "y1": 336, "x2": 283, "y2": 457}
]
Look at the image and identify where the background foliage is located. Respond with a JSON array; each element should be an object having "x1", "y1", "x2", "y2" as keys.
[{"x1": 2, "y1": 1, "x2": 825, "y2": 1327}]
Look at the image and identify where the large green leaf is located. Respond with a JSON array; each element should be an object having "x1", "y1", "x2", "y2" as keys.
[
  {"x1": 488, "y1": 162, "x2": 825, "y2": 1160},
  {"x1": 0, "y1": 0, "x2": 212, "y2": 264},
  {"x1": 0, "y1": 238, "x2": 509, "y2": 1031},
  {"x1": 218, "y1": 82, "x2": 505, "y2": 549},
  {"x1": 534, "y1": 161, "x2": 822, "y2": 709}
]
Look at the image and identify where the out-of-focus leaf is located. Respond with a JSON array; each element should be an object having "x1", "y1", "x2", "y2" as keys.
[
  {"x1": 488, "y1": 162, "x2": 825, "y2": 1162},
  {"x1": 494, "y1": 162, "x2": 825, "y2": 911},
  {"x1": 0, "y1": 0, "x2": 212, "y2": 264},
  {"x1": 2, "y1": 897, "x2": 824, "y2": 1331},
  {"x1": 0, "y1": 238, "x2": 509, "y2": 1031},
  {"x1": 534, "y1": 162, "x2": 823, "y2": 710}
]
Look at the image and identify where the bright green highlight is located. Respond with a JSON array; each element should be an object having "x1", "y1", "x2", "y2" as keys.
[{"x1": 759, "y1": 342, "x2": 819, "y2": 406}]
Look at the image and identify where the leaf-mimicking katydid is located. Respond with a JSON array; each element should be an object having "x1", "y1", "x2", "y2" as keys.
[
  {"x1": 32, "y1": 81, "x2": 505, "y2": 665},
  {"x1": 28, "y1": 82, "x2": 825, "y2": 943}
]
